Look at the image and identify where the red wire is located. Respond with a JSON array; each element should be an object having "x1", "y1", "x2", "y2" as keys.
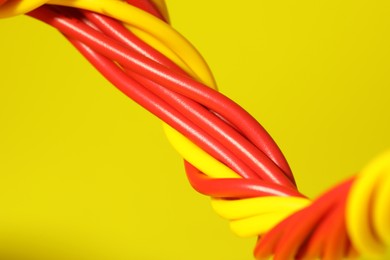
[
  {"x1": 15, "y1": 2, "x2": 359, "y2": 259},
  {"x1": 296, "y1": 191, "x2": 350, "y2": 260},
  {"x1": 295, "y1": 209, "x2": 334, "y2": 259},
  {"x1": 79, "y1": 11, "x2": 259, "y2": 165},
  {"x1": 79, "y1": 9, "x2": 300, "y2": 192},
  {"x1": 28, "y1": 5, "x2": 296, "y2": 189},
  {"x1": 28, "y1": 3, "x2": 357, "y2": 259},
  {"x1": 184, "y1": 161, "x2": 303, "y2": 198},
  {"x1": 128, "y1": 70, "x2": 302, "y2": 191},
  {"x1": 86, "y1": 3, "x2": 354, "y2": 258},
  {"x1": 322, "y1": 196, "x2": 349, "y2": 260},
  {"x1": 295, "y1": 195, "x2": 348, "y2": 259},
  {"x1": 275, "y1": 179, "x2": 352, "y2": 260},
  {"x1": 254, "y1": 177, "x2": 354, "y2": 259},
  {"x1": 80, "y1": 9, "x2": 247, "y2": 140},
  {"x1": 81, "y1": 11, "x2": 184, "y2": 74},
  {"x1": 78, "y1": 10, "x2": 297, "y2": 187},
  {"x1": 272, "y1": 180, "x2": 350, "y2": 260},
  {"x1": 83, "y1": 5, "x2": 303, "y2": 198},
  {"x1": 29, "y1": 6, "x2": 275, "y2": 182},
  {"x1": 128, "y1": 1, "x2": 294, "y2": 182},
  {"x1": 78, "y1": 5, "x2": 302, "y2": 194}
]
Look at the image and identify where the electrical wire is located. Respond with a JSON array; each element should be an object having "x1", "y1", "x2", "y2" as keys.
[
  {"x1": 28, "y1": 5, "x2": 265, "y2": 182},
  {"x1": 28, "y1": 5, "x2": 296, "y2": 188},
  {"x1": 0, "y1": 0, "x2": 47, "y2": 17},
  {"x1": 254, "y1": 178, "x2": 354, "y2": 259},
  {"x1": 49, "y1": 0, "x2": 217, "y2": 88},
  {"x1": 130, "y1": 71, "x2": 297, "y2": 188},
  {"x1": 28, "y1": 4, "x2": 307, "y2": 246},
  {"x1": 184, "y1": 161, "x2": 303, "y2": 198},
  {"x1": 23, "y1": 0, "x2": 298, "y2": 187},
  {"x1": 347, "y1": 151, "x2": 390, "y2": 257},
  {"x1": 83, "y1": 11, "x2": 295, "y2": 187},
  {"x1": 81, "y1": 11, "x2": 197, "y2": 79},
  {"x1": 0, "y1": 1, "x2": 389, "y2": 259}
]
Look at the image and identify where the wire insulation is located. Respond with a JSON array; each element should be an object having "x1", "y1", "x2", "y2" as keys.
[{"x1": 0, "y1": 1, "x2": 388, "y2": 259}]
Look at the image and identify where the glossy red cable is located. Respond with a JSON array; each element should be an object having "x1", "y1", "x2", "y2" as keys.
[
  {"x1": 116, "y1": 0, "x2": 302, "y2": 204},
  {"x1": 295, "y1": 208, "x2": 335, "y2": 259},
  {"x1": 81, "y1": 11, "x2": 291, "y2": 182},
  {"x1": 29, "y1": 6, "x2": 272, "y2": 181},
  {"x1": 254, "y1": 178, "x2": 354, "y2": 259},
  {"x1": 128, "y1": 70, "x2": 303, "y2": 191},
  {"x1": 184, "y1": 161, "x2": 303, "y2": 198},
  {"x1": 80, "y1": 10, "x2": 249, "y2": 141},
  {"x1": 81, "y1": 11, "x2": 186, "y2": 74},
  {"x1": 71, "y1": 40, "x2": 262, "y2": 180},
  {"x1": 76, "y1": 9, "x2": 296, "y2": 186},
  {"x1": 32, "y1": 3, "x2": 354, "y2": 259},
  {"x1": 322, "y1": 197, "x2": 349, "y2": 260},
  {"x1": 5, "y1": 1, "x2": 364, "y2": 259},
  {"x1": 272, "y1": 181, "x2": 350, "y2": 260},
  {"x1": 0, "y1": 1, "x2": 373, "y2": 260},
  {"x1": 81, "y1": 9, "x2": 300, "y2": 192},
  {"x1": 295, "y1": 195, "x2": 348, "y2": 259},
  {"x1": 28, "y1": 5, "x2": 296, "y2": 189},
  {"x1": 273, "y1": 180, "x2": 352, "y2": 260}
]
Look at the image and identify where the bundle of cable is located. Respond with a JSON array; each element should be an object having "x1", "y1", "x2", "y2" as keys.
[{"x1": 0, "y1": 1, "x2": 389, "y2": 259}]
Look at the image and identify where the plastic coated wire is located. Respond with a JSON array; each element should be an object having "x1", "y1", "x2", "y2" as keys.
[
  {"x1": 0, "y1": 1, "x2": 292, "y2": 187},
  {"x1": 30, "y1": 3, "x2": 308, "y2": 245},
  {"x1": 33, "y1": 0, "x2": 298, "y2": 187},
  {"x1": 254, "y1": 178, "x2": 355, "y2": 260},
  {"x1": 347, "y1": 151, "x2": 390, "y2": 257},
  {"x1": 81, "y1": 11, "x2": 196, "y2": 79},
  {"x1": 28, "y1": 5, "x2": 296, "y2": 188},
  {"x1": 25, "y1": 5, "x2": 350, "y2": 256},
  {"x1": 129, "y1": 71, "x2": 298, "y2": 189},
  {"x1": 83, "y1": 10, "x2": 298, "y2": 189},
  {"x1": 111, "y1": 0, "x2": 296, "y2": 191},
  {"x1": 184, "y1": 161, "x2": 302, "y2": 198},
  {"x1": 28, "y1": 6, "x2": 264, "y2": 182},
  {"x1": 50, "y1": 0, "x2": 218, "y2": 88},
  {"x1": 0, "y1": 0, "x2": 389, "y2": 259}
]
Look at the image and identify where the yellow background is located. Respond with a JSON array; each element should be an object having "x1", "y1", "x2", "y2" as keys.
[{"x1": 0, "y1": 1, "x2": 389, "y2": 259}]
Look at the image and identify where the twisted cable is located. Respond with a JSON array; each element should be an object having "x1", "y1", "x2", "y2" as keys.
[{"x1": 0, "y1": 1, "x2": 389, "y2": 259}]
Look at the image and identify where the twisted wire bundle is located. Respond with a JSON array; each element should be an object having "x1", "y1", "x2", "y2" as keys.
[{"x1": 0, "y1": 1, "x2": 389, "y2": 259}]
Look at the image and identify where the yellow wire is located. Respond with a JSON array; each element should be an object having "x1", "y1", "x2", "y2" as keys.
[
  {"x1": 0, "y1": 0, "x2": 47, "y2": 18},
  {"x1": 211, "y1": 196, "x2": 310, "y2": 220},
  {"x1": 229, "y1": 211, "x2": 300, "y2": 238},
  {"x1": 212, "y1": 196, "x2": 309, "y2": 237},
  {"x1": 347, "y1": 151, "x2": 390, "y2": 257},
  {"x1": 162, "y1": 124, "x2": 240, "y2": 179},
  {"x1": 125, "y1": 25, "x2": 200, "y2": 81},
  {"x1": 374, "y1": 170, "x2": 390, "y2": 245}
]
